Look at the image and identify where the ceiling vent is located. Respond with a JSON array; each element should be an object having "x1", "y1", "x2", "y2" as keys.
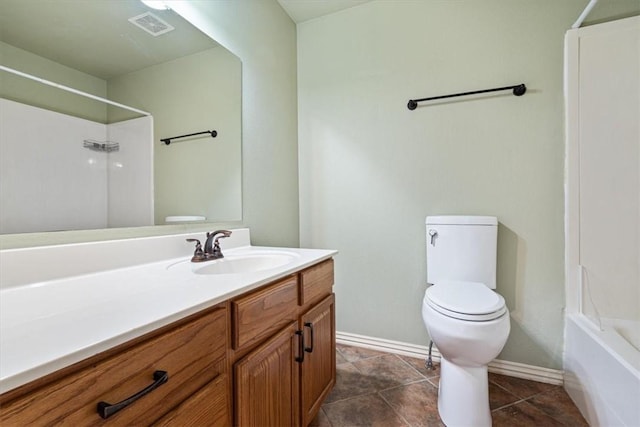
[{"x1": 128, "y1": 12, "x2": 174, "y2": 36}]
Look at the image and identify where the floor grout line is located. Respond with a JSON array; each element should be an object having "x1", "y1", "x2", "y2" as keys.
[
  {"x1": 322, "y1": 390, "x2": 379, "y2": 406},
  {"x1": 320, "y1": 346, "x2": 587, "y2": 427},
  {"x1": 392, "y1": 353, "x2": 429, "y2": 379},
  {"x1": 379, "y1": 377, "x2": 437, "y2": 394},
  {"x1": 377, "y1": 390, "x2": 414, "y2": 427},
  {"x1": 490, "y1": 396, "x2": 530, "y2": 412}
]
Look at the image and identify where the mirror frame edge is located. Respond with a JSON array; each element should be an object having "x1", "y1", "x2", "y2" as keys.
[{"x1": 0, "y1": 220, "x2": 245, "y2": 250}]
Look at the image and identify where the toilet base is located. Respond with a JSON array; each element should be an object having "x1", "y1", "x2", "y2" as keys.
[{"x1": 437, "y1": 357, "x2": 492, "y2": 427}]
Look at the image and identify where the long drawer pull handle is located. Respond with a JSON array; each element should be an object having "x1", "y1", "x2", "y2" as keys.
[
  {"x1": 97, "y1": 370, "x2": 169, "y2": 419},
  {"x1": 304, "y1": 322, "x2": 314, "y2": 353},
  {"x1": 295, "y1": 330, "x2": 305, "y2": 363}
]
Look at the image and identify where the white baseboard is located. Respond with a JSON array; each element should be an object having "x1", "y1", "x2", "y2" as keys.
[{"x1": 336, "y1": 331, "x2": 564, "y2": 386}]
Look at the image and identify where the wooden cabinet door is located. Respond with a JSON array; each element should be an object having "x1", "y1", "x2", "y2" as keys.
[
  {"x1": 300, "y1": 294, "x2": 335, "y2": 426},
  {"x1": 234, "y1": 322, "x2": 300, "y2": 427}
]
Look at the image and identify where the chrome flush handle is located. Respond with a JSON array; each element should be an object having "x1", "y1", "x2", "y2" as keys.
[{"x1": 428, "y1": 229, "x2": 438, "y2": 245}]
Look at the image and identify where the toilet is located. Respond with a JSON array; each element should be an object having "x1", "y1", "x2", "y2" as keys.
[{"x1": 421, "y1": 215, "x2": 510, "y2": 427}]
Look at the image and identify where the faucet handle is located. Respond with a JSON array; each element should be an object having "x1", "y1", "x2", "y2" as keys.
[
  {"x1": 186, "y1": 238, "x2": 206, "y2": 262},
  {"x1": 186, "y1": 238, "x2": 201, "y2": 247}
]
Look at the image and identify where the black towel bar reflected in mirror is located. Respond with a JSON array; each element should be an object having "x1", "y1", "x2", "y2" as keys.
[{"x1": 162, "y1": 130, "x2": 217, "y2": 145}]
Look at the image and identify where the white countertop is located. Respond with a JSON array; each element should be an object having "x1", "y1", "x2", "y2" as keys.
[{"x1": 0, "y1": 240, "x2": 336, "y2": 394}]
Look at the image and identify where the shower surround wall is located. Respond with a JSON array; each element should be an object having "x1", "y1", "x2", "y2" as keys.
[
  {"x1": 564, "y1": 16, "x2": 640, "y2": 427},
  {"x1": 0, "y1": 99, "x2": 153, "y2": 234}
]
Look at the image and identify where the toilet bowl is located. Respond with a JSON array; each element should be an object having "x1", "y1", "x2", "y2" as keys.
[
  {"x1": 422, "y1": 282, "x2": 510, "y2": 426},
  {"x1": 422, "y1": 216, "x2": 510, "y2": 427}
]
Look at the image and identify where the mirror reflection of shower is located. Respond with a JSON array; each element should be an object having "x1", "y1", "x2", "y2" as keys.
[
  {"x1": 0, "y1": 0, "x2": 242, "y2": 234},
  {"x1": 0, "y1": 95, "x2": 154, "y2": 234}
]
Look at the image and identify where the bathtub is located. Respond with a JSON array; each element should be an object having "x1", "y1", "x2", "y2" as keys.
[{"x1": 564, "y1": 314, "x2": 640, "y2": 426}]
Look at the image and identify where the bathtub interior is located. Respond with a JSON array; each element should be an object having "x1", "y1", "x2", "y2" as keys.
[
  {"x1": 584, "y1": 315, "x2": 640, "y2": 373},
  {"x1": 609, "y1": 318, "x2": 640, "y2": 353}
]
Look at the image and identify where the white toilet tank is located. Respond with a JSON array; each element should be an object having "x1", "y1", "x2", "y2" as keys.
[{"x1": 426, "y1": 216, "x2": 498, "y2": 289}]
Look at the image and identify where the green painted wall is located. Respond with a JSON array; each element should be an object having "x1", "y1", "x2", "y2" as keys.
[
  {"x1": 171, "y1": 1, "x2": 300, "y2": 247},
  {"x1": 583, "y1": 0, "x2": 640, "y2": 26},
  {"x1": 107, "y1": 47, "x2": 242, "y2": 225},
  {"x1": 0, "y1": 41, "x2": 107, "y2": 122},
  {"x1": 297, "y1": 0, "x2": 638, "y2": 370}
]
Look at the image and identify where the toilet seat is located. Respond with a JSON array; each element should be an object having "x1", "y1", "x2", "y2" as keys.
[{"x1": 425, "y1": 281, "x2": 507, "y2": 321}]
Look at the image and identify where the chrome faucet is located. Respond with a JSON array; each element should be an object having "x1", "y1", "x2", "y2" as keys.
[{"x1": 186, "y1": 230, "x2": 232, "y2": 262}]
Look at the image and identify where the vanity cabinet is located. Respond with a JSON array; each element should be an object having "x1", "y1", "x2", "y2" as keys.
[
  {"x1": 232, "y1": 259, "x2": 335, "y2": 427},
  {"x1": 0, "y1": 257, "x2": 335, "y2": 427},
  {"x1": 0, "y1": 305, "x2": 230, "y2": 426}
]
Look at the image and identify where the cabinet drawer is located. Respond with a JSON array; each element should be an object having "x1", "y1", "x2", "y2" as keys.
[
  {"x1": 0, "y1": 307, "x2": 227, "y2": 426},
  {"x1": 300, "y1": 259, "x2": 334, "y2": 307},
  {"x1": 232, "y1": 275, "x2": 298, "y2": 351},
  {"x1": 155, "y1": 372, "x2": 230, "y2": 426}
]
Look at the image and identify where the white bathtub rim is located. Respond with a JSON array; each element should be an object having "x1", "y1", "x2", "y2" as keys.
[
  {"x1": 565, "y1": 313, "x2": 640, "y2": 427},
  {"x1": 569, "y1": 313, "x2": 640, "y2": 379}
]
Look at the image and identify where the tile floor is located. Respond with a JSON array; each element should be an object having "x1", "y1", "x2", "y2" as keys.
[{"x1": 311, "y1": 344, "x2": 588, "y2": 427}]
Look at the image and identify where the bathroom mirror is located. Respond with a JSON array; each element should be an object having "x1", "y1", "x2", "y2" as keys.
[{"x1": 0, "y1": 0, "x2": 242, "y2": 235}]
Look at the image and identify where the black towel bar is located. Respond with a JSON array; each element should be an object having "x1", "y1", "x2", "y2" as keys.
[{"x1": 407, "y1": 84, "x2": 526, "y2": 110}]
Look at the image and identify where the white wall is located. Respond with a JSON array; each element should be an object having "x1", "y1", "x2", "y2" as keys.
[
  {"x1": 107, "y1": 117, "x2": 154, "y2": 228},
  {"x1": 0, "y1": 99, "x2": 107, "y2": 233},
  {"x1": 0, "y1": 99, "x2": 153, "y2": 233},
  {"x1": 297, "y1": 0, "x2": 587, "y2": 369}
]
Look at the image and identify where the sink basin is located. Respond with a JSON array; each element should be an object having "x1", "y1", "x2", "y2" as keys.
[{"x1": 168, "y1": 250, "x2": 299, "y2": 275}]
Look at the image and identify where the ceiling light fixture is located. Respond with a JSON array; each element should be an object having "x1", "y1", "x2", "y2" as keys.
[{"x1": 140, "y1": 0, "x2": 170, "y2": 10}]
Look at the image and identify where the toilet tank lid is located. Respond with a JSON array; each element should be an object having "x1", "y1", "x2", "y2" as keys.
[{"x1": 426, "y1": 215, "x2": 497, "y2": 225}]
